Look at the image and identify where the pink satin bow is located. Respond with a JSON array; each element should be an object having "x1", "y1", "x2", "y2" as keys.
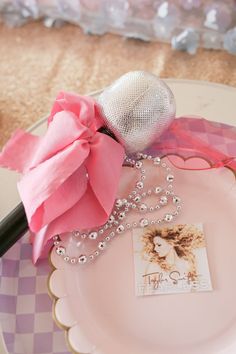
[{"x1": 0, "y1": 92, "x2": 125, "y2": 262}]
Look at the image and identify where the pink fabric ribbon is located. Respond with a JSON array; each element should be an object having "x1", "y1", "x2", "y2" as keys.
[
  {"x1": 0, "y1": 92, "x2": 125, "y2": 262},
  {"x1": 1, "y1": 91, "x2": 236, "y2": 263}
]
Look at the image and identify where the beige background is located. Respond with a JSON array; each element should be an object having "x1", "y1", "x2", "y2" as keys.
[{"x1": 0, "y1": 21, "x2": 236, "y2": 148}]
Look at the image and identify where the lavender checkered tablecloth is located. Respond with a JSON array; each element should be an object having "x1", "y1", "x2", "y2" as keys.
[{"x1": 0, "y1": 233, "x2": 70, "y2": 354}]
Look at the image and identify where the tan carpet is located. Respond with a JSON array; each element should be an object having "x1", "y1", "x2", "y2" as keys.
[{"x1": 1, "y1": 21, "x2": 236, "y2": 147}]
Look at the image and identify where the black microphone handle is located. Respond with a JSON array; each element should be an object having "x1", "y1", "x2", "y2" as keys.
[{"x1": 0, "y1": 203, "x2": 28, "y2": 257}]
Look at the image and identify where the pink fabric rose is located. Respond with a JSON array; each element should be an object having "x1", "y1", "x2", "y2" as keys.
[{"x1": 0, "y1": 92, "x2": 125, "y2": 262}]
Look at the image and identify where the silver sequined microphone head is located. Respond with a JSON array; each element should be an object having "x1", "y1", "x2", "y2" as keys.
[{"x1": 98, "y1": 71, "x2": 176, "y2": 154}]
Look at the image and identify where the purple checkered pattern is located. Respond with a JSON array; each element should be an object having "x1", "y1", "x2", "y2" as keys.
[{"x1": 0, "y1": 233, "x2": 70, "y2": 354}]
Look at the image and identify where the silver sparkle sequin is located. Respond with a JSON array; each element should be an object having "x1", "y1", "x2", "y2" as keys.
[{"x1": 98, "y1": 71, "x2": 175, "y2": 154}]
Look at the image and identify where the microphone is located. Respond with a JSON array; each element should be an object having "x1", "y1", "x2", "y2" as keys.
[{"x1": 0, "y1": 71, "x2": 175, "y2": 255}]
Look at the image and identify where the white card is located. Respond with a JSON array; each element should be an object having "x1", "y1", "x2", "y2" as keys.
[{"x1": 132, "y1": 224, "x2": 212, "y2": 296}]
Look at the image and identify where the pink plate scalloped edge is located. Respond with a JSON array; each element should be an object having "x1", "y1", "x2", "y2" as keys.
[{"x1": 47, "y1": 155, "x2": 236, "y2": 354}]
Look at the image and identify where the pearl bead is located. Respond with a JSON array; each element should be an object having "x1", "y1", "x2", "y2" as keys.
[
  {"x1": 164, "y1": 214, "x2": 173, "y2": 222},
  {"x1": 173, "y1": 196, "x2": 181, "y2": 204},
  {"x1": 89, "y1": 231, "x2": 98, "y2": 240},
  {"x1": 108, "y1": 215, "x2": 115, "y2": 223},
  {"x1": 53, "y1": 235, "x2": 59, "y2": 241},
  {"x1": 155, "y1": 186, "x2": 162, "y2": 194},
  {"x1": 118, "y1": 212, "x2": 126, "y2": 220},
  {"x1": 139, "y1": 218, "x2": 149, "y2": 227},
  {"x1": 56, "y1": 246, "x2": 65, "y2": 256},
  {"x1": 135, "y1": 161, "x2": 143, "y2": 169},
  {"x1": 54, "y1": 241, "x2": 59, "y2": 246},
  {"x1": 136, "y1": 181, "x2": 144, "y2": 189},
  {"x1": 139, "y1": 203, "x2": 148, "y2": 212},
  {"x1": 94, "y1": 251, "x2": 99, "y2": 257},
  {"x1": 153, "y1": 157, "x2": 161, "y2": 165},
  {"x1": 167, "y1": 174, "x2": 174, "y2": 182},
  {"x1": 134, "y1": 195, "x2": 141, "y2": 203},
  {"x1": 81, "y1": 233, "x2": 87, "y2": 239},
  {"x1": 110, "y1": 231, "x2": 115, "y2": 237},
  {"x1": 72, "y1": 230, "x2": 80, "y2": 237},
  {"x1": 64, "y1": 256, "x2": 69, "y2": 262},
  {"x1": 160, "y1": 196, "x2": 168, "y2": 205},
  {"x1": 99, "y1": 229, "x2": 104, "y2": 234},
  {"x1": 115, "y1": 199, "x2": 123, "y2": 207},
  {"x1": 70, "y1": 257, "x2": 77, "y2": 264},
  {"x1": 98, "y1": 241, "x2": 106, "y2": 250},
  {"x1": 105, "y1": 236, "x2": 110, "y2": 241},
  {"x1": 78, "y1": 255, "x2": 87, "y2": 264},
  {"x1": 116, "y1": 225, "x2": 125, "y2": 233}
]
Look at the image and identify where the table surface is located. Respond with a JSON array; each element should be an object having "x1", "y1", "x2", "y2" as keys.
[
  {"x1": 1, "y1": 22, "x2": 236, "y2": 148},
  {"x1": 0, "y1": 21, "x2": 236, "y2": 354}
]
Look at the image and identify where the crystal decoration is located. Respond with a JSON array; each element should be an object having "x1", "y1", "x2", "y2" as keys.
[
  {"x1": 0, "y1": 0, "x2": 236, "y2": 54},
  {"x1": 202, "y1": 31, "x2": 222, "y2": 50},
  {"x1": 105, "y1": 0, "x2": 130, "y2": 28},
  {"x1": 153, "y1": 1, "x2": 181, "y2": 40},
  {"x1": 204, "y1": 3, "x2": 232, "y2": 33},
  {"x1": 223, "y1": 27, "x2": 236, "y2": 54},
  {"x1": 180, "y1": 0, "x2": 201, "y2": 11},
  {"x1": 171, "y1": 28, "x2": 200, "y2": 54}
]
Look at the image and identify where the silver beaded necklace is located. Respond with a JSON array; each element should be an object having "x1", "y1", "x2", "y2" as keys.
[{"x1": 53, "y1": 153, "x2": 182, "y2": 265}]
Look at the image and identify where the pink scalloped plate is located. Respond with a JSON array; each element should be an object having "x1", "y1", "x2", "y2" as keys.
[{"x1": 49, "y1": 157, "x2": 236, "y2": 354}]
